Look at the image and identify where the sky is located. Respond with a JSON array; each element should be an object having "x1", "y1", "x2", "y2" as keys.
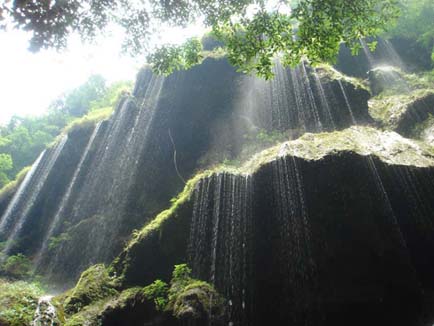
[
  {"x1": 0, "y1": 0, "x2": 288, "y2": 126},
  {"x1": 0, "y1": 25, "x2": 204, "y2": 125}
]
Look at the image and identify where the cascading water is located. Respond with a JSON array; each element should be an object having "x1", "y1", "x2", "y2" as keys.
[
  {"x1": 337, "y1": 80, "x2": 357, "y2": 124},
  {"x1": 360, "y1": 38, "x2": 407, "y2": 71},
  {"x1": 175, "y1": 147, "x2": 432, "y2": 326},
  {"x1": 34, "y1": 122, "x2": 103, "y2": 268},
  {"x1": 0, "y1": 136, "x2": 68, "y2": 258},
  {"x1": 0, "y1": 151, "x2": 46, "y2": 234},
  {"x1": 188, "y1": 173, "x2": 254, "y2": 326},
  {"x1": 0, "y1": 54, "x2": 383, "y2": 288},
  {"x1": 44, "y1": 76, "x2": 166, "y2": 279},
  {"x1": 270, "y1": 156, "x2": 318, "y2": 324},
  {"x1": 234, "y1": 60, "x2": 366, "y2": 139},
  {"x1": 32, "y1": 296, "x2": 57, "y2": 326}
]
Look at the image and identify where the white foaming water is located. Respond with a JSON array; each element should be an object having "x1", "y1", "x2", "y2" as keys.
[{"x1": 32, "y1": 295, "x2": 56, "y2": 326}]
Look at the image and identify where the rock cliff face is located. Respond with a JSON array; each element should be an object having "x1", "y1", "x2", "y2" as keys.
[
  {"x1": 0, "y1": 58, "x2": 372, "y2": 285},
  {"x1": 2, "y1": 40, "x2": 434, "y2": 326},
  {"x1": 111, "y1": 126, "x2": 434, "y2": 326}
]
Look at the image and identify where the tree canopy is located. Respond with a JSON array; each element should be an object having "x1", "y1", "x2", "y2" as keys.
[
  {"x1": 384, "y1": 0, "x2": 434, "y2": 62},
  {"x1": 1, "y1": 0, "x2": 400, "y2": 78}
]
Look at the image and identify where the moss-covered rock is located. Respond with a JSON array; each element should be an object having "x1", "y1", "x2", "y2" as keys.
[
  {"x1": 369, "y1": 89, "x2": 434, "y2": 136},
  {"x1": 110, "y1": 172, "x2": 215, "y2": 287},
  {"x1": 97, "y1": 264, "x2": 224, "y2": 326},
  {"x1": 240, "y1": 126, "x2": 434, "y2": 170},
  {"x1": 368, "y1": 66, "x2": 410, "y2": 95},
  {"x1": 64, "y1": 299, "x2": 109, "y2": 326},
  {"x1": 62, "y1": 264, "x2": 118, "y2": 314},
  {"x1": 171, "y1": 280, "x2": 225, "y2": 323},
  {"x1": 418, "y1": 114, "x2": 434, "y2": 146},
  {"x1": 316, "y1": 63, "x2": 369, "y2": 92},
  {"x1": 98, "y1": 287, "x2": 168, "y2": 326}
]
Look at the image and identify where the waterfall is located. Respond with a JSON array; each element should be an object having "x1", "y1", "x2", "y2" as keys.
[
  {"x1": 337, "y1": 80, "x2": 357, "y2": 124},
  {"x1": 361, "y1": 38, "x2": 408, "y2": 72},
  {"x1": 45, "y1": 76, "x2": 166, "y2": 277},
  {"x1": 32, "y1": 296, "x2": 57, "y2": 326},
  {"x1": 0, "y1": 151, "x2": 46, "y2": 234},
  {"x1": 270, "y1": 156, "x2": 319, "y2": 324},
  {"x1": 188, "y1": 173, "x2": 254, "y2": 326},
  {"x1": 0, "y1": 136, "x2": 68, "y2": 258},
  {"x1": 34, "y1": 122, "x2": 103, "y2": 268},
  {"x1": 235, "y1": 60, "x2": 355, "y2": 137}
]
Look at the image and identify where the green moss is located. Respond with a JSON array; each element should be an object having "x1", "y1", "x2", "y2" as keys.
[
  {"x1": 0, "y1": 166, "x2": 30, "y2": 204},
  {"x1": 113, "y1": 287, "x2": 143, "y2": 307},
  {"x1": 0, "y1": 278, "x2": 45, "y2": 326},
  {"x1": 123, "y1": 171, "x2": 214, "y2": 252},
  {"x1": 63, "y1": 264, "x2": 118, "y2": 314},
  {"x1": 315, "y1": 63, "x2": 369, "y2": 91},
  {"x1": 64, "y1": 299, "x2": 109, "y2": 326},
  {"x1": 172, "y1": 280, "x2": 224, "y2": 320},
  {"x1": 61, "y1": 107, "x2": 113, "y2": 135},
  {"x1": 369, "y1": 66, "x2": 434, "y2": 95},
  {"x1": 166, "y1": 264, "x2": 225, "y2": 321}
]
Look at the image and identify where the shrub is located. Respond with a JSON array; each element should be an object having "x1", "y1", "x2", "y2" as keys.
[
  {"x1": 142, "y1": 280, "x2": 169, "y2": 311},
  {"x1": 1, "y1": 254, "x2": 32, "y2": 279},
  {"x1": 0, "y1": 278, "x2": 44, "y2": 326},
  {"x1": 63, "y1": 264, "x2": 118, "y2": 314}
]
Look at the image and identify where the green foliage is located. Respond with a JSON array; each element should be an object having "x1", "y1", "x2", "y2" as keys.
[
  {"x1": 149, "y1": 0, "x2": 400, "y2": 79},
  {"x1": 0, "y1": 1, "x2": 151, "y2": 54},
  {"x1": 385, "y1": 0, "x2": 434, "y2": 61},
  {"x1": 149, "y1": 38, "x2": 204, "y2": 76},
  {"x1": 0, "y1": 76, "x2": 131, "y2": 188},
  {"x1": 142, "y1": 280, "x2": 169, "y2": 311},
  {"x1": 51, "y1": 75, "x2": 107, "y2": 117},
  {"x1": 166, "y1": 264, "x2": 225, "y2": 321},
  {"x1": 2, "y1": 0, "x2": 400, "y2": 79},
  {"x1": 171, "y1": 280, "x2": 224, "y2": 320},
  {"x1": 61, "y1": 107, "x2": 113, "y2": 135},
  {"x1": 171, "y1": 264, "x2": 192, "y2": 284},
  {"x1": 0, "y1": 254, "x2": 32, "y2": 279},
  {"x1": 88, "y1": 80, "x2": 133, "y2": 112},
  {"x1": 0, "y1": 166, "x2": 30, "y2": 204},
  {"x1": 0, "y1": 153, "x2": 13, "y2": 188},
  {"x1": 0, "y1": 278, "x2": 44, "y2": 326},
  {"x1": 0, "y1": 114, "x2": 65, "y2": 180},
  {"x1": 214, "y1": 11, "x2": 294, "y2": 79},
  {"x1": 48, "y1": 233, "x2": 72, "y2": 252}
]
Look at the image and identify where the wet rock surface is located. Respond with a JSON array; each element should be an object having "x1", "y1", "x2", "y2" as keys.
[{"x1": 110, "y1": 126, "x2": 434, "y2": 326}]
